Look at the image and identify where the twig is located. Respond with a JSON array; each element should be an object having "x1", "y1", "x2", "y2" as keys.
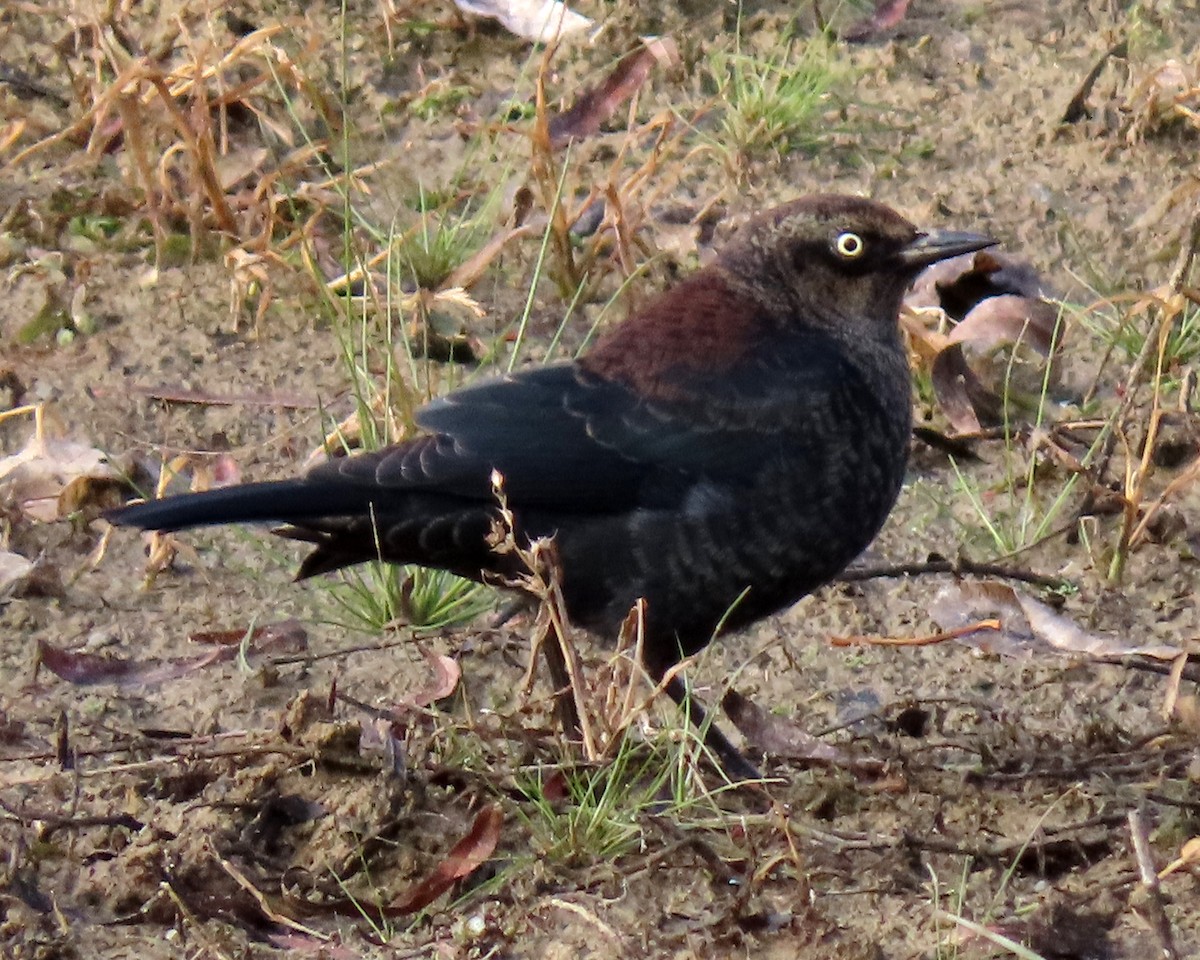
[
  {"x1": 905, "y1": 811, "x2": 1124, "y2": 863},
  {"x1": 1167, "y1": 205, "x2": 1200, "y2": 294},
  {"x1": 1060, "y1": 39, "x2": 1128, "y2": 124},
  {"x1": 0, "y1": 797, "x2": 144, "y2": 837},
  {"x1": 1096, "y1": 653, "x2": 1200, "y2": 685},
  {"x1": 829, "y1": 619, "x2": 1000, "y2": 647},
  {"x1": 1128, "y1": 808, "x2": 1180, "y2": 960},
  {"x1": 838, "y1": 557, "x2": 1069, "y2": 590}
]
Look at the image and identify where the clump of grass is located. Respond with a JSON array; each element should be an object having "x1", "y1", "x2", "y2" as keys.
[
  {"x1": 406, "y1": 77, "x2": 475, "y2": 123},
  {"x1": 515, "y1": 727, "x2": 728, "y2": 865},
  {"x1": 393, "y1": 186, "x2": 492, "y2": 292},
  {"x1": 937, "y1": 307, "x2": 1078, "y2": 558},
  {"x1": 706, "y1": 29, "x2": 845, "y2": 170},
  {"x1": 946, "y1": 455, "x2": 1082, "y2": 559},
  {"x1": 309, "y1": 305, "x2": 491, "y2": 634},
  {"x1": 1073, "y1": 296, "x2": 1200, "y2": 393},
  {"x1": 9, "y1": 16, "x2": 338, "y2": 291},
  {"x1": 325, "y1": 562, "x2": 493, "y2": 633}
]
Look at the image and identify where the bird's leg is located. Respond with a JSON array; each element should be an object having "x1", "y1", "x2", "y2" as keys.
[{"x1": 662, "y1": 674, "x2": 762, "y2": 782}]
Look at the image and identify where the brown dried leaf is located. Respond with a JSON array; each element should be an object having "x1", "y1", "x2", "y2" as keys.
[
  {"x1": 722, "y1": 689, "x2": 883, "y2": 772},
  {"x1": 548, "y1": 38, "x2": 680, "y2": 149},
  {"x1": 929, "y1": 581, "x2": 1183, "y2": 660},
  {"x1": 907, "y1": 250, "x2": 1052, "y2": 318},
  {"x1": 0, "y1": 434, "x2": 119, "y2": 522},
  {"x1": 910, "y1": 253, "x2": 1064, "y2": 433},
  {"x1": 949, "y1": 294, "x2": 1061, "y2": 357},
  {"x1": 387, "y1": 804, "x2": 502, "y2": 914},
  {"x1": 930, "y1": 343, "x2": 993, "y2": 433},
  {"x1": 407, "y1": 647, "x2": 461, "y2": 708},
  {"x1": 189, "y1": 620, "x2": 309, "y2": 655},
  {"x1": 57, "y1": 474, "x2": 125, "y2": 516},
  {"x1": 37, "y1": 637, "x2": 228, "y2": 687},
  {"x1": 843, "y1": 0, "x2": 912, "y2": 42},
  {"x1": 539, "y1": 768, "x2": 568, "y2": 803}
]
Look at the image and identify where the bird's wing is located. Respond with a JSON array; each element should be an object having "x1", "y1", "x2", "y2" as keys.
[
  {"x1": 312, "y1": 338, "x2": 861, "y2": 512},
  {"x1": 311, "y1": 365, "x2": 653, "y2": 510}
]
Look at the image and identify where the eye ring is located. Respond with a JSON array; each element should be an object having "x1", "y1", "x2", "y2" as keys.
[{"x1": 834, "y1": 231, "x2": 865, "y2": 259}]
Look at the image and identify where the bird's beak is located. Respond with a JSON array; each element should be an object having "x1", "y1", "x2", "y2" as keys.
[{"x1": 898, "y1": 229, "x2": 997, "y2": 269}]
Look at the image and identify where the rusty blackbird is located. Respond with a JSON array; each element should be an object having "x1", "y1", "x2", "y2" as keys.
[{"x1": 107, "y1": 195, "x2": 995, "y2": 777}]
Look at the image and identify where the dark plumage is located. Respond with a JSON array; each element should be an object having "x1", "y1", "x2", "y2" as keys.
[{"x1": 108, "y1": 195, "x2": 994, "y2": 777}]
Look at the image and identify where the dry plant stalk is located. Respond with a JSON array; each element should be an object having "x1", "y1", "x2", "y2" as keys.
[
  {"x1": 135, "y1": 454, "x2": 209, "y2": 587},
  {"x1": 9, "y1": 16, "x2": 342, "y2": 321},
  {"x1": 485, "y1": 475, "x2": 688, "y2": 762},
  {"x1": 530, "y1": 57, "x2": 581, "y2": 292},
  {"x1": 486, "y1": 470, "x2": 598, "y2": 759},
  {"x1": 526, "y1": 46, "x2": 696, "y2": 300},
  {"x1": 1108, "y1": 205, "x2": 1200, "y2": 580}
]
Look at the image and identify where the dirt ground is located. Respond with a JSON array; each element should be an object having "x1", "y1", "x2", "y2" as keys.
[{"x1": 3, "y1": 1, "x2": 1200, "y2": 957}]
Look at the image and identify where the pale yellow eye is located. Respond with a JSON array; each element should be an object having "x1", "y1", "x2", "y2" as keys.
[{"x1": 834, "y1": 232, "x2": 865, "y2": 258}]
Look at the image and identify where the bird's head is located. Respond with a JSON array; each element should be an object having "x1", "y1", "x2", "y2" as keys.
[
  {"x1": 718, "y1": 195, "x2": 995, "y2": 343},
  {"x1": 580, "y1": 195, "x2": 996, "y2": 406}
]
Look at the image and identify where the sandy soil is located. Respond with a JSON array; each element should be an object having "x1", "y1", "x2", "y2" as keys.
[{"x1": 2, "y1": 1, "x2": 1200, "y2": 957}]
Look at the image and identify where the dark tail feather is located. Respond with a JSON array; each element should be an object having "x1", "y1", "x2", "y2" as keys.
[{"x1": 104, "y1": 480, "x2": 374, "y2": 532}]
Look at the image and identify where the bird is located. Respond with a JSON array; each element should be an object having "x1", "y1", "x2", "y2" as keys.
[{"x1": 106, "y1": 195, "x2": 995, "y2": 779}]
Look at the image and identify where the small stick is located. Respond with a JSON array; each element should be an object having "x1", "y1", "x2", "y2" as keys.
[
  {"x1": 838, "y1": 557, "x2": 1068, "y2": 590},
  {"x1": 829, "y1": 619, "x2": 1001, "y2": 648},
  {"x1": 1128, "y1": 808, "x2": 1180, "y2": 960}
]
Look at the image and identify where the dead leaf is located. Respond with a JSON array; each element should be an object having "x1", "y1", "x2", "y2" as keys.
[
  {"x1": 548, "y1": 38, "x2": 680, "y2": 149},
  {"x1": 539, "y1": 768, "x2": 568, "y2": 803},
  {"x1": 408, "y1": 646, "x2": 461, "y2": 708},
  {"x1": 0, "y1": 433, "x2": 119, "y2": 522},
  {"x1": 189, "y1": 620, "x2": 309, "y2": 655},
  {"x1": 0, "y1": 550, "x2": 34, "y2": 600},
  {"x1": 948, "y1": 294, "x2": 1061, "y2": 357},
  {"x1": 843, "y1": 0, "x2": 912, "y2": 42},
  {"x1": 39, "y1": 621, "x2": 306, "y2": 687},
  {"x1": 37, "y1": 637, "x2": 228, "y2": 687},
  {"x1": 722, "y1": 689, "x2": 884, "y2": 773},
  {"x1": 453, "y1": 0, "x2": 592, "y2": 43},
  {"x1": 908, "y1": 250, "x2": 1054, "y2": 318},
  {"x1": 930, "y1": 343, "x2": 995, "y2": 433},
  {"x1": 929, "y1": 581, "x2": 1184, "y2": 661},
  {"x1": 388, "y1": 804, "x2": 502, "y2": 914},
  {"x1": 57, "y1": 473, "x2": 125, "y2": 516},
  {"x1": 906, "y1": 249, "x2": 1064, "y2": 433}
]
